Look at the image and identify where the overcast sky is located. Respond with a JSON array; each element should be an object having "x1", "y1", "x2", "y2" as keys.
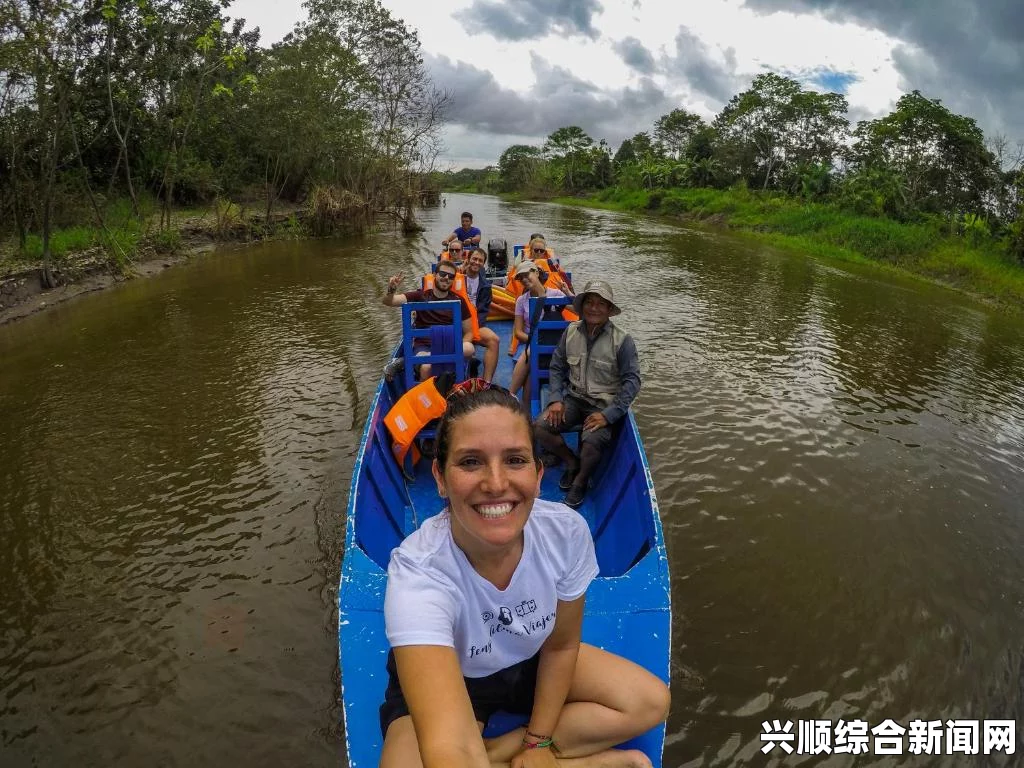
[{"x1": 230, "y1": 0, "x2": 1023, "y2": 169}]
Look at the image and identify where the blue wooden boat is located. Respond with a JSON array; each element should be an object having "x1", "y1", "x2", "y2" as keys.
[{"x1": 338, "y1": 296, "x2": 671, "y2": 767}]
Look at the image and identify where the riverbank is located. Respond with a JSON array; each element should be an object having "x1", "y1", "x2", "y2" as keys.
[
  {"x1": 538, "y1": 188, "x2": 1024, "y2": 313},
  {"x1": 0, "y1": 243, "x2": 212, "y2": 327},
  {"x1": 0, "y1": 205, "x2": 310, "y2": 327}
]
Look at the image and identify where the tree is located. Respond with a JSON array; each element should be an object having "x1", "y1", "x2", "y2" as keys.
[
  {"x1": 589, "y1": 139, "x2": 613, "y2": 189},
  {"x1": 244, "y1": 25, "x2": 366, "y2": 215},
  {"x1": 689, "y1": 156, "x2": 721, "y2": 188},
  {"x1": 780, "y1": 89, "x2": 848, "y2": 194},
  {"x1": 637, "y1": 155, "x2": 662, "y2": 190},
  {"x1": 138, "y1": 3, "x2": 252, "y2": 228},
  {"x1": 1007, "y1": 171, "x2": 1024, "y2": 262},
  {"x1": 654, "y1": 108, "x2": 706, "y2": 160},
  {"x1": 0, "y1": 0, "x2": 448, "y2": 256},
  {"x1": 848, "y1": 90, "x2": 996, "y2": 222},
  {"x1": 714, "y1": 73, "x2": 799, "y2": 189},
  {"x1": 302, "y1": 0, "x2": 451, "y2": 225},
  {"x1": 2, "y1": 0, "x2": 91, "y2": 286},
  {"x1": 714, "y1": 73, "x2": 848, "y2": 191},
  {"x1": 612, "y1": 137, "x2": 636, "y2": 168},
  {"x1": 626, "y1": 130, "x2": 659, "y2": 161},
  {"x1": 983, "y1": 134, "x2": 1023, "y2": 230},
  {"x1": 543, "y1": 125, "x2": 593, "y2": 192},
  {"x1": 497, "y1": 143, "x2": 542, "y2": 191}
]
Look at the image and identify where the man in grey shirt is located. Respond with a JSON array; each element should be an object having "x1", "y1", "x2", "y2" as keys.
[{"x1": 533, "y1": 280, "x2": 641, "y2": 508}]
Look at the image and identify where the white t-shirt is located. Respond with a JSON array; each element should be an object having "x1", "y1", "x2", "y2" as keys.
[
  {"x1": 465, "y1": 274, "x2": 480, "y2": 307},
  {"x1": 514, "y1": 289, "x2": 566, "y2": 334},
  {"x1": 384, "y1": 499, "x2": 598, "y2": 678}
]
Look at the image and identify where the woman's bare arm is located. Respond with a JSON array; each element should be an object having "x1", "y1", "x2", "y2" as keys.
[{"x1": 394, "y1": 645, "x2": 490, "y2": 768}]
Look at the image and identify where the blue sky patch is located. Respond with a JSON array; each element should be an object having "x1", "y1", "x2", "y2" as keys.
[
  {"x1": 809, "y1": 69, "x2": 859, "y2": 94},
  {"x1": 773, "y1": 66, "x2": 860, "y2": 94}
]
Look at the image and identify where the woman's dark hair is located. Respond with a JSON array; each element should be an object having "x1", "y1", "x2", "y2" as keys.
[{"x1": 435, "y1": 386, "x2": 535, "y2": 470}]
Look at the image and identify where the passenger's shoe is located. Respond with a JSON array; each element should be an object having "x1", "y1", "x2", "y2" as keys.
[
  {"x1": 383, "y1": 357, "x2": 404, "y2": 381},
  {"x1": 558, "y1": 464, "x2": 579, "y2": 491},
  {"x1": 564, "y1": 484, "x2": 586, "y2": 509}
]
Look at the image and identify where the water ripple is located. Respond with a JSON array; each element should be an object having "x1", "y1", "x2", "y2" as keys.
[{"x1": 2, "y1": 195, "x2": 1024, "y2": 765}]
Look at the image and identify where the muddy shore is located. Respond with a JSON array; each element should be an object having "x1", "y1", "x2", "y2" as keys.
[
  {"x1": 0, "y1": 206, "x2": 316, "y2": 327},
  {"x1": 0, "y1": 238, "x2": 218, "y2": 327}
]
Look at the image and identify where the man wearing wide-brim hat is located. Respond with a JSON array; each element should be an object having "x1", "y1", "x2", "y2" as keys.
[{"x1": 534, "y1": 279, "x2": 641, "y2": 508}]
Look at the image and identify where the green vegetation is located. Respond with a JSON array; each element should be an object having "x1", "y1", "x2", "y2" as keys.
[
  {"x1": 439, "y1": 71, "x2": 1023, "y2": 310},
  {"x1": 1, "y1": 0, "x2": 446, "y2": 287},
  {"x1": 553, "y1": 187, "x2": 1024, "y2": 309}
]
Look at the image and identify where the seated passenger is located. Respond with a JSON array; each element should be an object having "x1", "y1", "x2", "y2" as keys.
[
  {"x1": 441, "y1": 211, "x2": 482, "y2": 250},
  {"x1": 506, "y1": 246, "x2": 571, "y2": 300},
  {"x1": 382, "y1": 261, "x2": 475, "y2": 380},
  {"x1": 378, "y1": 381, "x2": 670, "y2": 768},
  {"x1": 512, "y1": 236, "x2": 545, "y2": 266},
  {"x1": 509, "y1": 261, "x2": 566, "y2": 401},
  {"x1": 528, "y1": 236, "x2": 552, "y2": 260},
  {"x1": 533, "y1": 281, "x2": 641, "y2": 509},
  {"x1": 443, "y1": 240, "x2": 466, "y2": 268},
  {"x1": 461, "y1": 248, "x2": 499, "y2": 381}
]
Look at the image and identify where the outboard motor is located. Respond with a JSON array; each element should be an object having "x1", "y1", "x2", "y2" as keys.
[{"x1": 487, "y1": 238, "x2": 509, "y2": 274}]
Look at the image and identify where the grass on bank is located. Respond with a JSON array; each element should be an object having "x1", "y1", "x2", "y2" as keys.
[
  {"x1": 1, "y1": 197, "x2": 179, "y2": 273},
  {"x1": 551, "y1": 187, "x2": 1024, "y2": 311},
  {"x1": 0, "y1": 195, "x2": 311, "y2": 276}
]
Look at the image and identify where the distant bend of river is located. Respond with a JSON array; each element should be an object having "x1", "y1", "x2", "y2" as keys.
[{"x1": 2, "y1": 193, "x2": 1023, "y2": 766}]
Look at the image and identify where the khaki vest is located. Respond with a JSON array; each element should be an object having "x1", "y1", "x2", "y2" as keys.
[{"x1": 564, "y1": 320, "x2": 627, "y2": 407}]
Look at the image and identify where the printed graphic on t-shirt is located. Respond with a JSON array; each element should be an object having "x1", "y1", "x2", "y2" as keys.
[{"x1": 469, "y1": 598, "x2": 555, "y2": 660}]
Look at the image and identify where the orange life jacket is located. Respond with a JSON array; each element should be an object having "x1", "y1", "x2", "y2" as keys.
[
  {"x1": 438, "y1": 250, "x2": 466, "y2": 266},
  {"x1": 422, "y1": 272, "x2": 481, "y2": 342},
  {"x1": 504, "y1": 258, "x2": 574, "y2": 300},
  {"x1": 384, "y1": 376, "x2": 448, "y2": 469}
]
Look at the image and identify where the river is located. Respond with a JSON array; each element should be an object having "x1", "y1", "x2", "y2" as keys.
[{"x1": 2, "y1": 193, "x2": 1023, "y2": 766}]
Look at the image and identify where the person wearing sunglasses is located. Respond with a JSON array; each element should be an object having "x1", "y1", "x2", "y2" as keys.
[
  {"x1": 383, "y1": 260, "x2": 476, "y2": 380},
  {"x1": 528, "y1": 236, "x2": 550, "y2": 261},
  {"x1": 379, "y1": 381, "x2": 669, "y2": 768},
  {"x1": 444, "y1": 241, "x2": 466, "y2": 268},
  {"x1": 509, "y1": 260, "x2": 567, "y2": 401},
  {"x1": 534, "y1": 280, "x2": 641, "y2": 509},
  {"x1": 441, "y1": 211, "x2": 481, "y2": 251}
]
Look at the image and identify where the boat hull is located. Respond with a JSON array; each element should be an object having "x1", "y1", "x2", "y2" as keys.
[{"x1": 339, "y1": 318, "x2": 670, "y2": 767}]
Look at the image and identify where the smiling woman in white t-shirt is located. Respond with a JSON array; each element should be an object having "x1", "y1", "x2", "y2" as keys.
[{"x1": 379, "y1": 380, "x2": 670, "y2": 768}]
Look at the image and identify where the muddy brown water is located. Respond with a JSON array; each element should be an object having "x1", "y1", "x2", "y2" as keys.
[{"x1": 2, "y1": 193, "x2": 1023, "y2": 766}]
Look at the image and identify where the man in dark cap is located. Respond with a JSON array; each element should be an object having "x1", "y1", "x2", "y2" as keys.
[{"x1": 533, "y1": 280, "x2": 641, "y2": 508}]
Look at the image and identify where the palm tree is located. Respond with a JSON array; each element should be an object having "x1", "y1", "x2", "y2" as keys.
[
  {"x1": 638, "y1": 156, "x2": 662, "y2": 190},
  {"x1": 691, "y1": 157, "x2": 720, "y2": 188}
]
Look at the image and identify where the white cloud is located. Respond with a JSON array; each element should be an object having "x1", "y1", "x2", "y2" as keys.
[
  {"x1": 230, "y1": 0, "x2": 302, "y2": 45},
  {"x1": 227, "y1": 0, "x2": 943, "y2": 166}
]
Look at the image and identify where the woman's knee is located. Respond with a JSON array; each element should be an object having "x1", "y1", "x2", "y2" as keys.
[
  {"x1": 380, "y1": 715, "x2": 423, "y2": 768},
  {"x1": 634, "y1": 676, "x2": 671, "y2": 729}
]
